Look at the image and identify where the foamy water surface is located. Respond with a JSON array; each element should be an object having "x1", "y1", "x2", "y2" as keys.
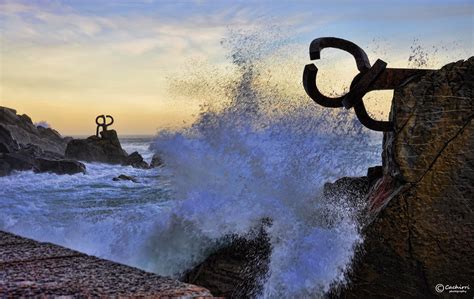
[{"x1": 0, "y1": 29, "x2": 386, "y2": 298}]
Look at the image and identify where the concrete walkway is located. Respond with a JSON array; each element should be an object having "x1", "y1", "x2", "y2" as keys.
[{"x1": 0, "y1": 231, "x2": 212, "y2": 298}]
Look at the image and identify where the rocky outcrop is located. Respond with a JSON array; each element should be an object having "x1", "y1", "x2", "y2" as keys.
[
  {"x1": 65, "y1": 130, "x2": 128, "y2": 164},
  {"x1": 180, "y1": 58, "x2": 473, "y2": 298},
  {"x1": 183, "y1": 224, "x2": 271, "y2": 298},
  {"x1": 150, "y1": 153, "x2": 163, "y2": 168},
  {"x1": 124, "y1": 151, "x2": 149, "y2": 169},
  {"x1": 0, "y1": 144, "x2": 85, "y2": 176},
  {"x1": 35, "y1": 158, "x2": 86, "y2": 175},
  {"x1": 65, "y1": 131, "x2": 150, "y2": 168},
  {"x1": 0, "y1": 107, "x2": 70, "y2": 155},
  {"x1": 0, "y1": 108, "x2": 85, "y2": 176},
  {"x1": 337, "y1": 57, "x2": 474, "y2": 297}
]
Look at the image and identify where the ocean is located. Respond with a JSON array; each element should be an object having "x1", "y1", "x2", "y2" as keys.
[{"x1": 1, "y1": 29, "x2": 384, "y2": 298}]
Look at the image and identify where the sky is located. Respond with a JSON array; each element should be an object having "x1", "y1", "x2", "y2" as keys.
[{"x1": 1, "y1": 0, "x2": 472, "y2": 135}]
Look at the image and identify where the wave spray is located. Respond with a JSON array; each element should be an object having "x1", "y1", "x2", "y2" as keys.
[{"x1": 146, "y1": 28, "x2": 382, "y2": 297}]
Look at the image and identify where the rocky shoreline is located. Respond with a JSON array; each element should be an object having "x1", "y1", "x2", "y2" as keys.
[
  {"x1": 0, "y1": 57, "x2": 472, "y2": 297},
  {"x1": 0, "y1": 107, "x2": 162, "y2": 177},
  {"x1": 182, "y1": 58, "x2": 474, "y2": 297}
]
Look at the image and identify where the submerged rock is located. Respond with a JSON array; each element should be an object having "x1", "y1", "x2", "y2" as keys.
[
  {"x1": 113, "y1": 174, "x2": 138, "y2": 183},
  {"x1": 150, "y1": 153, "x2": 164, "y2": 168},
  {"x1": 337, "y1": 57, "x2": 474, "y2": 297},
  {"x1": 65, "y1": 130, "x2": 128, "y2": 164}
]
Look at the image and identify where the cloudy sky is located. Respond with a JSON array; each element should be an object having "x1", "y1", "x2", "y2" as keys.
[{"x1": 1, "y1": 0, "x2": 472, "y2": 135}]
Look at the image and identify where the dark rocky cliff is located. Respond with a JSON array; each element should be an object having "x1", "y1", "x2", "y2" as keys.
[
  {"x1": 183, "y1": 58, "x2": 474, "y2": 298},
  {"x1": 0, "y1": 107, "x2": 70, "y2": 155},
  {"x1": 0, "y1": 107, "x2": 85, "y2": 176},
  {"x1": 338, "y1": 57, "x2": 473, "y2": 298}
]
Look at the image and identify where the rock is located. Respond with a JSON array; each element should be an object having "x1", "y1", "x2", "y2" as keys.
[
  {"x1": 34, "y1": 158, "x2": 85, "y2": 175},
  {"x1": 0, "y1": 106, "x2": 70, "y2": 155},
  {"x1": 113, "y1": 174, "x2": 138, "y2": 183},
  {"x1": 0, "y1": 107, "x2": 87, "y2": 176},
  {"x1": 0, "y1": 159, "x2": 11, "y2": 176},
  {"x1": 65, "y1": 130, "x2": 128, "y2": 164},
  {"x1": 0, "y1": 125, "x2": 19, "y2": 153},
  {"x1": 183, "y1": 222, "x2": 271, "y2": 298},
  {"x1": 150, "y1": 153, "x2": 163, "y2": 168},
  {"x1": 0, "y1": 144, "x2": 86, "y2": 176},
  {"x1": 366, "y1": 165, "x2": 383, "y2": 186},
  {"x1": 337, "y1": 57, "x2": 474, "y2": 297},
  {"x1": 124, "y1": 151, "x2": 149, "y2": 169},
  {"x1": 0, "y1": 148, "x2": 38, "y2": 173},
  {"x1": 0, "y1": 230, "x2": 212, "y2": 298}
]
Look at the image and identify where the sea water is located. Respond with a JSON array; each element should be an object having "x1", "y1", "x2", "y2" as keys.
[{"x1": 0, "y1": 29, "x2": 384, "y2": 298}]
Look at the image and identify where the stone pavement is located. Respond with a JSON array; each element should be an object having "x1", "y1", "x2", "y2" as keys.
[{"x1": 0, "y1": 230, "x2": 212, "y2": 298}]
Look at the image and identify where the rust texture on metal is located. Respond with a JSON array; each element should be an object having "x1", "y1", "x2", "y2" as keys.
[
  {"x1": 302, "y1": 37, "x2": 434, "y2": 131},
  {"x1": 95, "y1": 114, "x2": 114, "y2": 137}
]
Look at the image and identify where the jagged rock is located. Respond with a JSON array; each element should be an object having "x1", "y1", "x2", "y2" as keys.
[
  {"x1": 34, "y1": 158, "x2": 85, "y2": 175},
  {"x1": 65, "y1": 130, "x2": 128, "y2": 164},
  {"x1": 0, "y1": 151, "x2": 36, "y2": 173},
  {"x1": 338, "y1": 58, "x2": 474, "y2": 297},
  {"x1": 183, "y1": 222, "x2": 271, "y2": 298},
  {"x1": 0, "y1": 107, "x2": 70, "y2": 155},
  {"x1": 124, "y1": 151, "x2": 149, "y2": 169},
  {"x1": 0, "y1": 107, "x2": 86, "y2": 176},
  {"x1": 113, "y1": 174, "x2": 138, "y2": 183},
  {"x1": 0, "y1": 144, "x2": 86, "y2": 176},
  {"x1": 0, "y1": 125, "x2": 19, "y2": 153},
  {"x1": 150, "y1": 153, "x2": 163, "y2": 168}
]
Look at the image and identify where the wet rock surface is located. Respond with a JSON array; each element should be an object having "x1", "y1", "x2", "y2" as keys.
[
  {"x1": 66, "y1": 130, "x2": 152, "y2": 169},
  {"x1": 150, "y1": 153, "x2": 164, "y2": 168},
  {"x1": 180, "y1": 58, "x2": 474, "y2": 298},
  {"x1": 34, "y1": 158, "x2": 86, "y2": 175},
  {"x1": 65, "y1": 130, "x2": 129, "y2": 164},
  {"x1": 113, "y1": 174, "x2": 138, "y2": 183},
  {"x1": 183, "y1": 223, "x2": 271, "y2": 298},
  {"x1": 337, "y1": 57, "x2": 474, "y2": 297},
  {"x1": 0, "y1": 231, "x2": 212, "y2": 298},
  {"x1": 124, "y1": 151, "x2": 149, "y2": 169}
]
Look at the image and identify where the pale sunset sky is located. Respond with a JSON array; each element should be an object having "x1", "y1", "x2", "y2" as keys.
[{"x1": 0, "y1": 0, "x2": 472, "y2": 135}]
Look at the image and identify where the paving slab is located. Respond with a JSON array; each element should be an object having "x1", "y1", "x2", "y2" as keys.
[{"x1": 0, "y1": 231, "x2": 212, "y2": 298}]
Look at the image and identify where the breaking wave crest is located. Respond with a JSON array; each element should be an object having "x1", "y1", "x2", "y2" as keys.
[{"x1": 145, "y1": 28, "x2": 382, "y2": 297}]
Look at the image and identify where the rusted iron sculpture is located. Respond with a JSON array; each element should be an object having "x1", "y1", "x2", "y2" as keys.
[
  {"x1": 303, "y1": 37, "x2": 434, "y2": 131},
  {"x1": 95, "y1": 115, "x2": 114, "y2": 137}
]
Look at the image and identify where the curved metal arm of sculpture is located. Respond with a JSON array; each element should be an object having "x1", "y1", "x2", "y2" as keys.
[{"x1": 95, "y1": 114, "x2": 115, "y2": 137}]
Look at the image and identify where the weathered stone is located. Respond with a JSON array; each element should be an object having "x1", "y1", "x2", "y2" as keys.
[
  {"x1": 0, "y1": 106, "x2": 70, "y2": 155},
  {"x1": 338, "y1": 57, "x2": 474, "y2": 297},
  {"x1": 0, "y1": 144, "x2": 86, "y2": 176},
  {"x1": 150, "y1": 153, "x2": 164, "y2": 168},
  {"x1": 34, "y1": 158, "x2": 86, "y2": 175},
  {"x1": 124, "y1": 151, "x2": 149, "y2": 169},
  {"x1": 0, "y1": 125, "x2": 19, "y2": 153},
  {"x1": 112, "y1": 174, "x2": 138, "y2": 183},
  {"x1": 65, "y1": 130, "x2": 128, "y2": 164},
  {"x1": 183, "y1": 223, "x2": 271, "y2": 298},
  {"x1": 0, "y1": 230, "x2": 212, "y2": 297}
]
